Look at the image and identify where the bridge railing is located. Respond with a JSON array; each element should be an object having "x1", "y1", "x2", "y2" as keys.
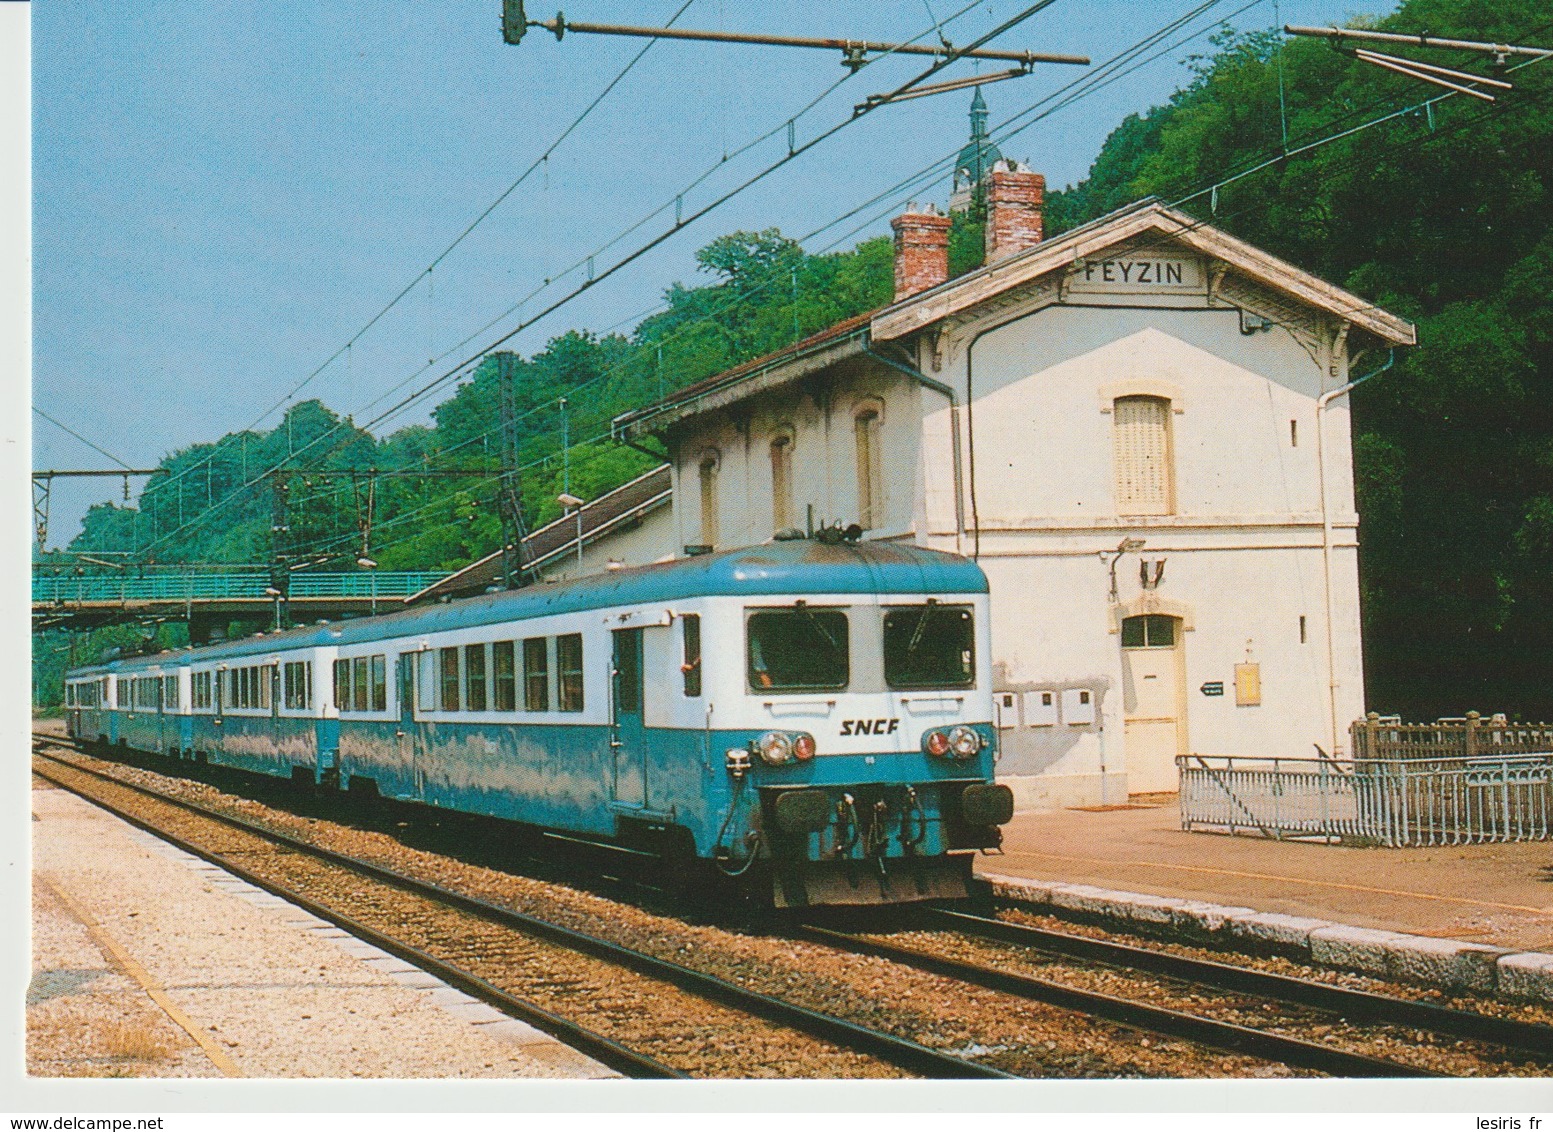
[{"x1": 33, "y1": 570, "x2": 447, "y2": 603}]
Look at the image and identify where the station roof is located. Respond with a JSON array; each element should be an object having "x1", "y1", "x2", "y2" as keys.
[{"x1": 614, "y1": 198, "x2": 1416, "y2": 440}]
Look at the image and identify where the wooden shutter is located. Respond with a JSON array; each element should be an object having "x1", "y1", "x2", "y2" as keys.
[{"x1": 1113, "y1": 396, "x2": 1173, "y2": 515}]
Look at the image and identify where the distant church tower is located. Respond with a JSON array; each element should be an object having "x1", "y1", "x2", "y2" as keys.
[{"x1": 950, "y1": 89, "x2": 1034, "y2": 215}]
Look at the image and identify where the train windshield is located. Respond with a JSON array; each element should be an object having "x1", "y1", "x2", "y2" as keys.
[
  {"x1": 883, "y1": 603, "x2": 975, "y2": 689},
  {"x1": 747, "y1": 608, "x2": 849, "y2": 691}
]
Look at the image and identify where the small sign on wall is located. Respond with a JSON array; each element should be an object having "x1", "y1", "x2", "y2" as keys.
[{"x1": 1234, "y1": 663, "x2": 1262, "y2": 707}]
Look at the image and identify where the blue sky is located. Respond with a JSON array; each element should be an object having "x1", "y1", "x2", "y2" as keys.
[{"x1": 32, "y1": 0, "x2": 1392, "y2": 548}]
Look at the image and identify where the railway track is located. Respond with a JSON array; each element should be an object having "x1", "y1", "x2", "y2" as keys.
[
  {"x1": 32, "y1": 738, "x2": 1006, "y2": 1081},
  {"x1": 796, "y1": 907, "x2": 1553, "y2": 1079},
  {"x1": 35, "y1": 733, "x2": 1550, "y2": 1080},
  {"x1": 928, "y1": 907, "x2": 1553, "y2": 1060}
]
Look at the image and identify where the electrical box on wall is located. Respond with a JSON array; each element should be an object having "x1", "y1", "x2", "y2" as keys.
[
  {"x1": 994, "y1": 692, "x2": 1018, "y2": 730},
  {"x1": 1062, "y1": 688, "x2": 1096, "y2": 726},
  {"x1": 1022, "y1": 690, "x2": 1057, "y2": 727},
  {"x1": 1235, "y1": 663, "x2": 1262, "y2": 706}
]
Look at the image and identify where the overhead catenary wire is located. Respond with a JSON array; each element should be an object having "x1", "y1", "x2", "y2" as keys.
[
  {"x1": 118, "y1": 5, "x2": 1553, "y2": 567},
  {"x1": 133, "y1": 1, "x2": 1064, "y2": 555},
  {"x1": 349, "y1": 22, "x2": 1553, "y2": 566},
  {"x1": 128, "y1": 0, "x2": 1006, "y2": 551},
  {"x1": 129, "y1": 0, "x2": 1270, "y2": 563}
]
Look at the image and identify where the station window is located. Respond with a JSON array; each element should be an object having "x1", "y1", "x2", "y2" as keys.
[
  {"x1": 440, "y1": 647, "x2": 460, "y2": 712},
  {"x1": 681, "y1": 613, "x2": 702, "y2": 698},
  {"x1": 1113, "y1": 395, "x2": 1175, "y2": 515},
  {"x1": 854, "y1": 404, "x2": 884, "y2": 530},
  {"x1": 770, "y1": 431, "x2": 795, "y2": 533},
  {"x1": 465, "y1": 644, "x2": 488, "y2": 711},
  {"x1": 556, "y1": 634, "x2": 584, "y2": 712},
  {"x1": 493, "y1": 641, "x2": 517, "y2": 711},
  {"x1": 523, "y1": 637, "x2": 549, "y2": 712},
  {"x1": 1120, "y1": 614, "x2": 1176, "y2": 648},
  {"x1": 698, "y1": 451, "x2": 720, "y2": 548},
  {"x1": 883, "y1": 604, "x2": 975, "y2": 690},
  {"x1": 747, "y1": 608, "x2": 849, "y2": 692}
]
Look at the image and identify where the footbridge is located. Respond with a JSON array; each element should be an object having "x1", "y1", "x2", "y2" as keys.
[{"x1": 32, "y1": 566, "x2": 449, "y2": 640}]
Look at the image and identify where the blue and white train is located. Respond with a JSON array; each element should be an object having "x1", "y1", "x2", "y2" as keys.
[{"x1": 65, "y1": 537, "x2": 1014, "y2": 906}]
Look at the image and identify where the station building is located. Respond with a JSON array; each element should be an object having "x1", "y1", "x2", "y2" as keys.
[{"x1": 424, "y1": 111, "x2": 1416, "y2": 809}]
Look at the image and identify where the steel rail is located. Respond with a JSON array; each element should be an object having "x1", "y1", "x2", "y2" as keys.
[
  {"x1": 30, "y1": 753, "x2": 678, "y2": 1080},
  {"x1": 931, "y1": 906, "x2": 1553, "y2": 1061},
  {"x1": 32, "y1": 739, "x2": 1011, "y2": 1080},
  {"x1": 796, "y1": 923, "x2": 1438, "y2": 1078}
]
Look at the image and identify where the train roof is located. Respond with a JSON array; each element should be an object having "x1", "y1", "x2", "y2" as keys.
[{"x1": 81, "y1": 540, "x2": 987, "y2": 674}]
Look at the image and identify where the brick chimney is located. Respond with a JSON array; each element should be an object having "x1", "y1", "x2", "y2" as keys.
[
  {"x1": 891, "y1": 204, "x2": 951, "y2": 301},
  {"x1": 984, "y1": 161, "x2": 1045, "y2": 264}
]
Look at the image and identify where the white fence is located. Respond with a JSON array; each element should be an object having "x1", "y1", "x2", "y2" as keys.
[{"x1": 1177, "y1": 751, "x2": 1553, "y2": 846}]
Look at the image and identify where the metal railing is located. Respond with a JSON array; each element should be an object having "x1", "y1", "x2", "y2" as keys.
[
  {"x1": 33, "y1": 570, "x2": 447, "y2": 603},
  {"x1": 1178, "y1": 748, "x2": 1553, "y2": 847},
  {"x1": 1352, "y1": 710, "x2": 1553, "y2": 761}
]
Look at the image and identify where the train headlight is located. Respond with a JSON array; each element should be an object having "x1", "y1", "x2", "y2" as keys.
[
  {"x1": 792, "y1": 732, "x2": 816, "y2": 761},
  {"x1": 924, "y1": 730, "x2": 951, "y2": 758},
  {"x1": 756, "y1": 730, "x2": 795, "y2": 766},
  {"x1": 948, "y1": 725, "x2": 983, "y2": 759}
]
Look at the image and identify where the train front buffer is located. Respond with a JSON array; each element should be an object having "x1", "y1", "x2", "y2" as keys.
[{"x1": 712, "y1": 723, "x2": 1014, "y2": 907}]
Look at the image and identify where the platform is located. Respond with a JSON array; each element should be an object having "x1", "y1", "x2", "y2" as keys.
[
  {"x1": 28, "y1": 779, "x2": 615, "y2": 1079},
  {"x1": 985, "y1": 797, "x2": 1553, "y2": 953}
]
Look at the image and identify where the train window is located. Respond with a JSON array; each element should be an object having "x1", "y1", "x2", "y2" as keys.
[
  {"x1": 681, "y1": 614, "x2": 702, "y2": 698},
  {"x1": 193, "y1": 671, "x2": 212, "y2": 711},
  {"x1": 333, "y1": 659, "x2": 349, "y2": 712},
  {"x1": 523, "y1": 638, "x2": 549, "y2": 712},
  {"x1": 557, "y1": 634, "x2": 584, "y2": 712},
  {"x1": 493, "y1": 641, "x2": 517, "y2": 711},
  {"x1": 747, "y1": 609, "x2": 849, "y2": 691},
  {"x1": 465, "y1": 644, "x2": 488, "y2": 711},
  {"x1": 883, "y1": 604, "x2": 975, "y2": 690},
  {"x1": 440, "y1": 647, "x2": 460, "y2": 712},
  {"x1": 260, "y1": 666, "x2": 273, "y2": 710},
  {"x1": 164, "y1": 675, "x2": 178, "y2": 708},
  {"x1": 352, "y1": 657, "x2": 369, "y2": 712},
  {"x1": 370, "y1": 655, "x2": 387, "y2": 712},
  {"x1": 615, "y1": 631, "x2": 641, "y2": 714},
  {"x1": 284, "y1": 661, "x2": 312, "y2": 710}
]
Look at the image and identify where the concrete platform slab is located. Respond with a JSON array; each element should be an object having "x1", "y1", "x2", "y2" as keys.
[
  {"x1": 29, "y1": 781, "x2": 617, "y2": 1079},
  {"x1": 990, "y1": 798, "x2": 1553, "y2": 951},
  {"x1": 982, "y1": 794, "x2": 1553, "y2": 1000}
]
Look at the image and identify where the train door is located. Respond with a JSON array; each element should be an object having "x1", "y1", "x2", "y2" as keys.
[
  {"x1": 212, "y1": 668, "x2": 226, "y2": 760},
  {"x1": 155, "y1": 674, "x2": 168, "y2": 754},
  {"x1": 268, "y1": 663, "x2": 283, "y2": 758},
  {"x1": 610, "y1": 628, "x2": 648, "y2": 808},
  {"x1": 398, "y1": 653, "x2": 421, "y2": 795}
]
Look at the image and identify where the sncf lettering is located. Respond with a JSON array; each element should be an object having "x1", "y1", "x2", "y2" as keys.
[{"x1": 840, "y1": 718, "x2": 900, "y2": 736}]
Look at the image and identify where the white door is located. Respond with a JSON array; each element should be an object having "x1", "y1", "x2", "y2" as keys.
[{"x1": 1121, "y1": 614, "x2": 1185, "y2": 794}]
